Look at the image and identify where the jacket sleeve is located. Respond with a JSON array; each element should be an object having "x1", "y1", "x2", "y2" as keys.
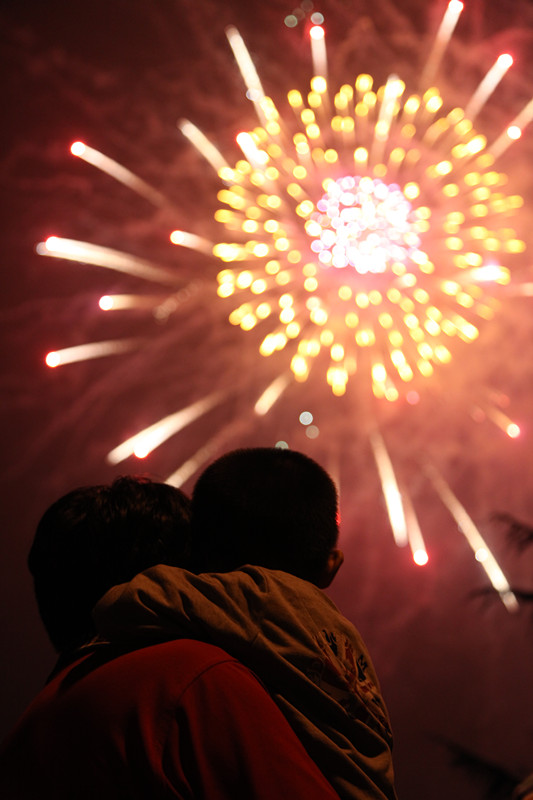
[
  {"x1": 167, "y1": 658, "x2": 340, "y2": 800},
  {"x1": 93, "y1": 565, "x2": 264, "y2": 648}
]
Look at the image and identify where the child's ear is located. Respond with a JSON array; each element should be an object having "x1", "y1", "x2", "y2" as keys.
[{"x1": 316, "y1": 548, "x2": 344, "y2": 588}]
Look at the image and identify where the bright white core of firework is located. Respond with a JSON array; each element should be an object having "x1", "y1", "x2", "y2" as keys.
[{"x1": 306, "y1": 176, "x2": 418, "y2": 273}]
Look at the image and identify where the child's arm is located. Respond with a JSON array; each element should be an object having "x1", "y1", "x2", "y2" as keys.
[{"x1": 93, "y1": 564, "x2": 266, "y2": 649}]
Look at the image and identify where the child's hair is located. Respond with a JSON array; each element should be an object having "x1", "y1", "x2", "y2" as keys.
[{"x1": 191, "y1": 448, "x2": 339, "y2": 583}]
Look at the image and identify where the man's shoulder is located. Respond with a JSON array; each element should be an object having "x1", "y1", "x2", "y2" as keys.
[
  {"x1": 54, "y1": 639, "x2": 244, "y2": 698},
  {"x1": 98, "y1": 638, "x2": 238, "y2": 671},
  {"x1": 113, "y1": 639, "x2": 249, "y2": 690},
  {"x1": 122, "y1": 637, "x2": 237, "y2": 665}
]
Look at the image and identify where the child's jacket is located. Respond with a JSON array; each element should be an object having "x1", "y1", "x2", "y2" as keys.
[{"x1": 95, "y1": 565, "x2": 397, "y2": 800}]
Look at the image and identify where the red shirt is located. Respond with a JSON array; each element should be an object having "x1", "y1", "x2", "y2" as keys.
[{"x1": 0, "y1": 639, "x2": 339, "y2": 799}]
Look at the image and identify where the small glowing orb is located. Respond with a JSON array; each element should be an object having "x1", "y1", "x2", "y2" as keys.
[
  {"x1": 506, "y1": 423, "x2": 520, "y2": 438},
  {"x1": 306, "y1": 176, "x2": 417, "y2": 273},
  {"x1": 99, "y1": 295, "x2": 114, "y2": 310},
  {"x1": 299, "y1": 410, "x2": 313, "y2": 425},
  {"x1": 45, "y1": 351, "x2": 61, "y2": 368},
  {"x1": 497, "y1": 53, "x2": 513, "y2": 69},
  {"x1": 275, "y1": 440, "x2": 289, "y2": 449},
  {"x1": 475, "y1": 547, "x2": 489, "y2": 562},
  {"x1": 170, "y1": 230, "x2": 185, "y2": 244},
  {"x1": 413, "y1": 549, "x2": 429, "y2": 566},
  {"x1": 306, "y1": 424, "x2": 320, "y2": 438},
  {"x1": 507, "y1": 125, "x2": 522, "y2": 141},
  {"x1": 310, "y1": 25, "x2": 325, "y2": 40},
  {"x1": 45, "y1": 236, "x2": 60, "y2": 251},
  {"x1": 133, "y1": 443, "x2": 151, "y2": 459},
  {"x1": 70, "y1": 141, "x2": 86, "y2": 157}
]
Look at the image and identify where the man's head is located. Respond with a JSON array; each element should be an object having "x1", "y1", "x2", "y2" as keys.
[
  {"x1": 191, "y1": 447, "x2": 342, "y2": 586},
  {"x1": 28, "y1": 476, "x2": 191, "y2": 652}
]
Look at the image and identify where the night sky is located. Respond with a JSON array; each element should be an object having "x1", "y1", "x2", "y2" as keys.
[{"x1": 2, "y1": 1, "x2": 533, "y2": 798}]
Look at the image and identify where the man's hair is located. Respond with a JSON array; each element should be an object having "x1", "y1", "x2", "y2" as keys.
[
  {"x1": 28, "y1": 476, "x2": 191, "y2": 652},
  {"x1": 191, "y1": 447, "x2": 339, "y2": 583}
]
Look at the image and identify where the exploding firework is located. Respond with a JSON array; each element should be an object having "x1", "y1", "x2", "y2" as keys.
[
  {"x1": 37, "y1": 1, "x2": 533, "y2": 607},
  {"x1": 209, "y1": 63, "x2": 524, "y2": 401}
]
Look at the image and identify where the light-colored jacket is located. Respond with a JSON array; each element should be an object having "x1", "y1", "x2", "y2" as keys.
[{"x1": 94, "y1": 565, "x2": 397, "y2": 800}]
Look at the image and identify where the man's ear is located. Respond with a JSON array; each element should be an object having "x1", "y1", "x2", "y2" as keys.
[{"x1": 316, "y1": 548, "x2": 344, "y2": 589}]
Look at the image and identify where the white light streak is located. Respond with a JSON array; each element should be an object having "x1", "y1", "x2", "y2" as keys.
[
  {"x1": 484, "y1": 405, "x2": 521, "y2": 438},
  {"x1": 419, "y1": 0, "x2": 464, "y2": 88},
  {"x1": 310, "y1": 25, "x2": 328, "y2": 79},
  {"x1": 166, "y1": 443, "x2": 217, "y2": 488},
  {"x1": 370, "y1": 431, "x2": 408, "y2": 547},
  {"x1": 465, "y1": 54, "x2": 514, "y2": 122},
  {"x1": 169, "y1": 229, "x2": 214, "y2": 254},
  {"x1": 99, "y1": 294, "x2": 164, "y2": 311},
  {"x1": 45, "y1": 339, "x2": 142, "y2": 368},
  {"x1": 509, "y1": 95, "x2": 533, "y2": 130},
  {"x1": 373, "y1": 75, "x2": 404, "y2": 162},
  {"x1": 505, "y1": 281, "x2": 533, "y2": 296},
  {"x1": 254, "y1": 373, "x2": 291, "y2": 415},
  {"x1": 107, "y1": 391, "x2": 224, "y2": 465},
  {"x1": 70, "y1": 141, "x2": 167, "y2": 207},
  {"x1": 178, "y1": 120, "x2": 231, "y2": 174},
  {"x1": 402, "y1": 491, "x2": 428, "y2": 565},
  {"x1": 467, "y1": 265, "x2": 510, "y2": 284},
  {"x1": 425, "y1": 463, "x2": 518, "y2": 611},
  {"x1": 236, "y1": 131, "x2": 269, "y2": 167},
  {"x1": 166, "y1": 418, "x2": 251, "y2": 487},
  {"x1": 37, "y1": 237, "x2": 178, "y2": 285},
  {"x1": 489, "y1": 96, "x2": 533, "y2": 158},
  {"x1": 226, "y1": 26, "x2": 267, "y2": 123},
  {"x1": 100, "y1": 283, "x2": 199, "y2": 321}
]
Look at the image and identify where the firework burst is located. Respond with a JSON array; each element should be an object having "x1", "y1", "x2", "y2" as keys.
[
  {"x1": 37, "y1": 1, "x2": 533, "y2": 606},
  {"x1": 209, "y1": 65, "x2": 524, "y2": 400}
]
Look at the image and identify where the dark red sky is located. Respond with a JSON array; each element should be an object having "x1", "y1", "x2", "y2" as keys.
[{"x1": 2, "y1": 2, "x2": 533, "y2": 798}]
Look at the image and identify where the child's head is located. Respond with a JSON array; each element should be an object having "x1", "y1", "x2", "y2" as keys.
[
  {"x1": 191, "y1": 447, "x2": 342, "y2": 586},
  {"x1": 28, "y1": 476, "x2": 191, "y2": 651}
]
